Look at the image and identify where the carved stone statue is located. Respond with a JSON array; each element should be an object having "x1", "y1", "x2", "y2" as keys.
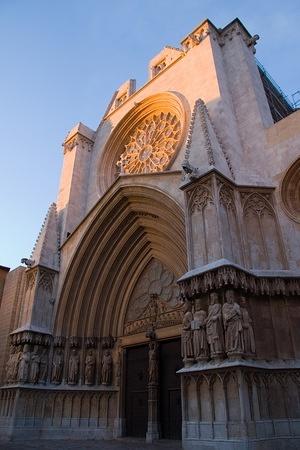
[
  {"x1": 192, "y1": 309, "x2": 208, "y2": 361},
  {"x1": 206, "y1": 292, "x2": 224, "y2": 358},
  {"x1": 39, "y1": 348, "x2": 48, "y2": 383},
  {"x1": 12, "y1": 347, "x2": 22, "y2": 383},
  {"x1": 6, "y1": 346, "x2": 17, "y2": 384},
  {"x1": 240, "y1": 296, "x2": 255, "y2": 355},
  {"x1": 148, "y1": 341, "x2": 158, "y2": 384},
  {"x1": 29, "y1": 346, "x2": 40, "y2": 383},
  {"x1": 222, "y1": 289, "x2": 243, "y2": 355},
  {"x1": 101, "y1": 349, "x2": 113, "y2": 385},
  {"x1": 115, "y1": 350, "x2": 122, "y2": 386},
  {"x1": 52, "y1": 348, "x2": 64, "y2": 384},
  {"x1": 84, "y1": 349, "x2": 96, "y2": 385},
  {"x1": 18, "y1": 344, "x2": 31, "y2": 383},
  {"x1": 181, "y1": 301, "x2": 194, "y2": 364},
  {"x1": 68, "y1": 348, "x2": 80, "y2": 385}
]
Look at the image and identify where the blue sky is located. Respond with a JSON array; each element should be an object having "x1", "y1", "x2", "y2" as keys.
[{"x1": 1, "y1": 0, "x2": 299, "y2": 269}]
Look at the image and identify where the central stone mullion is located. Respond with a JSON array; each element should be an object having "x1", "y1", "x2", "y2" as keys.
[{"x1": 146, "y1": 338, "x2": 160, "y2": 443}]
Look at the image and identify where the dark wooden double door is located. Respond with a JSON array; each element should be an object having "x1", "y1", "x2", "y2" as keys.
[{"x1": 125, "y1": 338, "x2": 182, "y2": 439}]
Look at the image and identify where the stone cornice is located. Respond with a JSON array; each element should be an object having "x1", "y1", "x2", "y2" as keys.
[
  {"x1": 178, "y1": 259, "x2": 300, "y2": 297},
  {"x1": 63, "y1": 133, "x2": 94, "y2": 154},
  {"x1": 178, "y1": 358, "x2": 300, "y2": 374}
]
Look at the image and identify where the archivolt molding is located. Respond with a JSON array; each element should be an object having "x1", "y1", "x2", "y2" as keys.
[
  {"x1": 280, "y1": 157, "x2": 300, "y2": 223},
  {"x1": 98, "y1": 92, "x2": 188, "y2": 194},
  {"x1": 54, "y1": 184, "x2": 187, "y2": 340}
]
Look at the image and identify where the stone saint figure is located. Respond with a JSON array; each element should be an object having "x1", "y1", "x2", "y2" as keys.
[
  {"x1": 13, "y1": 347, "x2": 22, "y2": 383},
  {"x1": 52, "y1": 348, "x2": 64, "y2": 384},
  {"x1": 240, "y1": 296, "x2": 255, "y2": 355},
  {"x1": 6, "y1": 346, "x2": 20, "y2": 384},
  {"x1": 84, "y1": 350, "x2": 96, "y2": 385},
  {"x1": 115, "y1": 350, "x2": 121, "y2": 387},
  {"x1": 206, "y1": 292, "x2": 224, "y2": 357},
  {"x1": 192, "y1": 309, "x2": 208, "y2": 361},
  {"x1": 29, "y1": 346, "x2": 40, "y2": 383},
  {"x1": 222, "y1": 290, "x2": 243, "y2": 355},
  {"x1": 68, "y1": 349, "x2": 80, "y2": 385},
  {"x1": 5, "y1": 347, "x2": 15, "y2": 384},
  {"x1": 101, "y1": 349, "x2": 113, "y2": 385},
  {"x1": 181, "y1": 301, "x2": 194, "y2": 362},
  {"x1": 148, "y1": 341, "x2": 158, "y2": 384},
  {"x1": 18, "y1": 344, "x2": 31, "y2": 383},
  {"x1": 39, "y1": 348, "x2": 48, "y2": 383}
]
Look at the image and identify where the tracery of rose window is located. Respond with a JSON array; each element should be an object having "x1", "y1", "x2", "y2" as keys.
[{"x1": 116, "y1": 112, "x2": 181, "y2": 174}]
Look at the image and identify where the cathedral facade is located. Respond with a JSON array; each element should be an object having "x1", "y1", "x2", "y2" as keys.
[{"x1": 1, "y1": 18, "x2": 300, "y2": 450}]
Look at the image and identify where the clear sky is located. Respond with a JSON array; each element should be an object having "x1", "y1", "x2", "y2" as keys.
[{"x1": 1, "y1": 0, "x2": 299, "y2": 270}]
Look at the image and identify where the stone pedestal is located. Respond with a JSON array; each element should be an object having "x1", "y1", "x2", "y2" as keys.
[{"x1": 179, "y1": 358, "x2": 300, "y2": 450}]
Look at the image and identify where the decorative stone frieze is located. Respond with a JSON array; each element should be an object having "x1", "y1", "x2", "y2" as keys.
[{"x1": 178, "y1": 262, "x2": 300, "y2": 297}]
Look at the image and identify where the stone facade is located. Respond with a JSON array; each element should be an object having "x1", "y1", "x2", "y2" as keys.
[{"x1": 0, "y1": 17, "x2": 300, "y2": 449}]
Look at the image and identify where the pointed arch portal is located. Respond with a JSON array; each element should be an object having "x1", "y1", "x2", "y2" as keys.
[{"x1": 55, "y1": 184, "x2": 187, "y2": 339}]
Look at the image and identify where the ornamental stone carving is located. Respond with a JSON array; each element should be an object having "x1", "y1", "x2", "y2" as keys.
[
  {"x1": 189, "y1": 181, "x2": 214, "y2": 213},
  {"x1": 124, "y1": 259, "x2": 182, "y2": 335},
  {"x1": 116, "y1": 112, "x2": 181, "y2": 174}
]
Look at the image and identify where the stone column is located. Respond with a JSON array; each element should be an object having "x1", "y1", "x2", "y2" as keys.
[{"x1": 146, "y1": 339, "x2": 160, "y2": 443}]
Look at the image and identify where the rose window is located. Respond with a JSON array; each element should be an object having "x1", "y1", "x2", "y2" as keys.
[{"x1": 116, "y1": 112, "x2": 181, "y2": 174}]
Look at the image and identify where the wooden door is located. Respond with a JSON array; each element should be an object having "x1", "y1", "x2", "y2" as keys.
[
  {"x1": 159, "y1": 339, "x2": 182, "y2": 440},
  {"x1": 125, "y1": 344, "x2": 148, "y2": 437}
]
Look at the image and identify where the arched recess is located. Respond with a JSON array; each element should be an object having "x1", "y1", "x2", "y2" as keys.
[
  {"x1": 243, "y1": 192, "x2": 286, "y2": 270},
  {"x1": 281, "y1": 157, "x2": 300, "y2": 223},
  {"x1": 54, "y1": 184, "x2": 187, "y2": 339},
  {"x1": 98, "y1": 92, "x2": 188, "y2": 194}
]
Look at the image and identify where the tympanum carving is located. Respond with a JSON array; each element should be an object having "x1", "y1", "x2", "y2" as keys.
[{"x1": 124, "y1": 259, "x2": 182, "y2": 335}]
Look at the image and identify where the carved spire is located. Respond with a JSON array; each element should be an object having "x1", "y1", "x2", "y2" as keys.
[
  {"x1": 30, "y1": 203, "x2": 60, "y2": 271},
  {"x1": 182, "y1": 99, "x2": 234, "y2": 181}
]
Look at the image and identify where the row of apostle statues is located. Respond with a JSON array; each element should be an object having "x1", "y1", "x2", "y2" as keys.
[
  {"x1": 6, "y1": 344, "x2": 117, "y2": 386},
  {"x1": 181, "y1": 289, "x2": 255, "y2": 364}
]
